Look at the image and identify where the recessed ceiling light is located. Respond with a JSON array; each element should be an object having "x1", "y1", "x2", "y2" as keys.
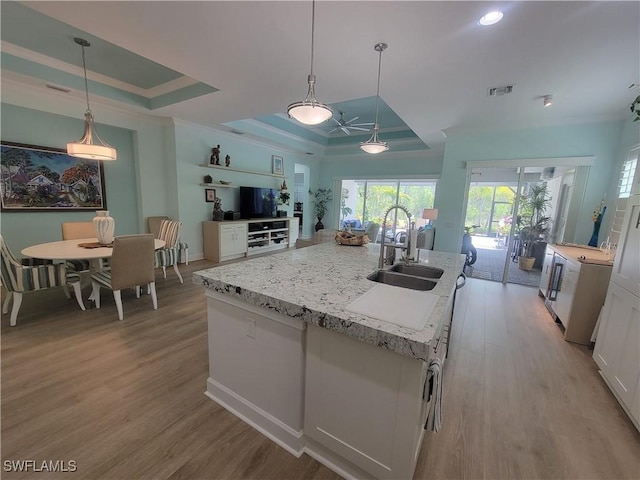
[
  {"x1": 479, "y1": 11, "x2": 504, "y2": 26},
  {"x1": 543, "y1": 95, "x2": 553, "y2": 108}
]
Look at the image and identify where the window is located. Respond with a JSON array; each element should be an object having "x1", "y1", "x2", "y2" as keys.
[
  {"x1": 610, "y1": 147, "x2": 639, "y2": 244},
  {"x1": 339, "y1": 179, "x2": 437, "y2": 240}
]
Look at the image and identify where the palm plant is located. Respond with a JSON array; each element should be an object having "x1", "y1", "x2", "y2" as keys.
[{"x1": 518, "y1": 183, "x2": 551, "y2": 258}]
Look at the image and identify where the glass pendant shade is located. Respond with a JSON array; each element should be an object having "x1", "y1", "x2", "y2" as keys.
[
  {"x1": 67, "y1": 37, "x2": 117, "y2": 161},
  {"x1": 360, "y1": 43, "x2": 389, "y2": 155},
  {"x1": 287, "y1": 1, "x2": 332, "y2": 126},
  {"x1": 287, "y1": 75, "x2": 332, "y2": 125},
  {"x1": 360, "y1": 125, "x2": 388, "y2": 154},
  {"x1": 67, "y1": 111, "x2": 117, "y2": 160}
]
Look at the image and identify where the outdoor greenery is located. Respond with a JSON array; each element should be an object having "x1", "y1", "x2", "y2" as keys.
[
  {"x1": 351, "y1": 183, "x2": 436, "y2": 227},
  {"x1": 518, "y1": 183, "x2": 552, "y2": 258},
  {"x1": 465, "y1": 185, "x2": 516, "y2": 236},
  {"x1": 340, "y1": 188, "x2": 353, "y2": 224},
  {"x1": 309, "y1": 187, "x2": 332, "y2": 219}
]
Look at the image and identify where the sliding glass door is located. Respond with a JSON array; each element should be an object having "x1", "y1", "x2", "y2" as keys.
[{"x1": 339, "y1": 179, "x2": 437, "y2": 241}]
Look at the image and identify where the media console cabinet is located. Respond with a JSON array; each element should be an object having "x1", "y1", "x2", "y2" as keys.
[{"x1": 203, "y1": 217, "x2": 299, "y2": 263}]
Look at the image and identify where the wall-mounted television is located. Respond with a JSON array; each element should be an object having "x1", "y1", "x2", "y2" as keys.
[{"x1": 239, "y1": 186, "x2": 278, "y2": 219}]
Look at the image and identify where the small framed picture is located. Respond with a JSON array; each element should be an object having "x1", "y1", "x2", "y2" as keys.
[
  {"x1": 205, "y1": 188, "x2": 216, "y2": 202},
  {"x1": 272, "y1": 155, "x2": 284, "y2": 175}
]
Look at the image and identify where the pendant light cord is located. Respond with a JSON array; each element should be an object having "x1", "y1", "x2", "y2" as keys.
[
  {"x1": 309, "y1": 0, "x2": 316, "y2": 76},
  {"x1": 80, "y1": 45, "x2": 92, "y2": 114},
  {"x1": 374, "y1": 47, "x2": 383, "y2": 127}
]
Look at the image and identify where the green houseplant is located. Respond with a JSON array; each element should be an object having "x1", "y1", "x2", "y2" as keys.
[
  {"x1": 517, "y1": 183, "x2": 551, "y2": 270},
  {"x1": 309, "y1": 187, "x2": 332, "y2": 231}
]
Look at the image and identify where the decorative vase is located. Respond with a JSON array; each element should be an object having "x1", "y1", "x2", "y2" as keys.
[
  {"x1": 518, "y1": 256, "x2": 535, "y2": 271},
  {"x1": 315, "y1": 217, "x2": 324, "y2": 232},
  {"x1": 93, "y1": 210, "x2": 115, "y2": 245},
  {"x1": 588, "y1": 206, "x2": 606, "y2": 247},
  {"x1": 213, "y1": 209, "x2": 224, "y2": 221}
]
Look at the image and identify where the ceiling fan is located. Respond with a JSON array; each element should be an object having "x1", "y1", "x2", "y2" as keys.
[{"x1": 328, "y1": 112, "x2": 374, "y2": 135}]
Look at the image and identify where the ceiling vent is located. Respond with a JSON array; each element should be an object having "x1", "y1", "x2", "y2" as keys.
[
  {"x1": 540, "y1": 167, "x2": 555, "y2": 180},
  {"x1": 488, "y1": 85, "x2": 514, "y2": 96},
  {"x1": 229, "y1": 129, "x2": 245, "y2": 135}
]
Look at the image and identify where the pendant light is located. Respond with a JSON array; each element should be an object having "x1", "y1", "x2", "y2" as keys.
[
  {"x1": 360, "y1": 43, "x2": 388, "y2": 154},
  {"x1": 67, "y1": 38, "x2": 117, "y2": 161},
  {"x1": 287, "y1": 0, "x2": 332, "y2": 125}
]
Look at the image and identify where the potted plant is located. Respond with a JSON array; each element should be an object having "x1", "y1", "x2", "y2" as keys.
[
  {"x1": 309, "y1": 187, "x2": 332, "y2": 231},
  {"x1": 517, "y1": 183, "x2": 551, "y2": 270}
]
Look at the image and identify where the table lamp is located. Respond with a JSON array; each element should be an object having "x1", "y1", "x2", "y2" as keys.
[{"x1": 422, "y1": 208, "x2": 438, "y2": 228}]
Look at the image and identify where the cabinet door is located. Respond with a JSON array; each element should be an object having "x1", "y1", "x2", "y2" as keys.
[
  {"x1": 233, "y1": 224, "x2": 248, "y2": 255},
  {"x1": 219, "y1": 225, "x2": 237, "y2": 258},
  {"x1": 554, "y1": 259, "x2": 578, "y2": 328},
  {"x1": 611, "y1": 195, "x2": 640, "y2": 297},
  {"x1": 289, "y1": 218, "x2": 299, "y2": 246},
  {"x1": 593, "y1": 281, "x2": 640, "y2": 408},
  {"x1": 539, "y1": 249, "x2": 555, "y2": 295}
]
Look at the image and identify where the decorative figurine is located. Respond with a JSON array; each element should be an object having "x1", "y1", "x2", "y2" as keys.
[
  {"x1": 281, "y1": 180, "x2": 288, "y2": 191},
  {"x1": 225, "y1": 154, "x2": 231, "y2": 167},
  {"x1": 210, "y1": 145, "x2": 221, "y2": 165},
  {"x1": 212, "y1": 197, "x2": 224, "y2": 221},
  {"x1": 204, "y1": 174, "x2": 213, "y2": 184}
]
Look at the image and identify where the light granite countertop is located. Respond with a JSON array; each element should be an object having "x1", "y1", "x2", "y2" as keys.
[{"x1": 193, "y1": 242, "x2": 466, "y2": 361}]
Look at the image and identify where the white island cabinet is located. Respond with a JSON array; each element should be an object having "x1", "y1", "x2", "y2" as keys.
[{"x1": 194, "y1": 243, "x2": 465, "y2": 479}]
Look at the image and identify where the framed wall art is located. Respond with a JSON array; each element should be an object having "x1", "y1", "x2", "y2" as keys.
[
  {"x1": 205, "y1": 188, "x2": 217, "y2": 202},
  {"x1": 1, "y1": 142, "x2": 107, "y2": 212},
  {"x1": 272, "y1": 155, "x2": 284, "y2": 175}
]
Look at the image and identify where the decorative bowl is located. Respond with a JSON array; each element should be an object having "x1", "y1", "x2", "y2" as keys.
[{"x1": 219, "y1": 180, "x2": 232, "y2": 185}]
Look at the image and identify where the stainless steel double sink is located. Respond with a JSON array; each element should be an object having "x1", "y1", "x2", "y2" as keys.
[{"x1": 367, "y1": 264, "x2": 444, "y2": 291}]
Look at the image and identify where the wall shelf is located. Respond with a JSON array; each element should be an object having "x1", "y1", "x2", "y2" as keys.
[
  {"x1": 200, "y1": 183, "x2": 236, "y2": 188},
  {"x1": 199, "y1": 163, "x2": 284, "y2": 178}
]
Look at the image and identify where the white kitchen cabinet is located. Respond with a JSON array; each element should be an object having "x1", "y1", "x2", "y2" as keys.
[
  {"x1": 593, "y1": 281, "x2": 640, "y2": 429},
  {"x1": 541, "y1": 245, "x2": 612, "y2": 345},
  {"x1": 304, "y1": 324, "x2": 428, "y2": 480}
]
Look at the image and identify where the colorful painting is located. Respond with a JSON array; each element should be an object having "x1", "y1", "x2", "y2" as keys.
[{"x1": 1, "y1": 142, "x2": 106, "y2": 211}]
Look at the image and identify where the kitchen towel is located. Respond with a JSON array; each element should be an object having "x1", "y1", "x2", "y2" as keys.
[
  {"x1": 346, "y1": 283, "x2": 438, "y2": 330},
  {"x1": 426, "y1": 357, "x2": 443, "y2": 432}
]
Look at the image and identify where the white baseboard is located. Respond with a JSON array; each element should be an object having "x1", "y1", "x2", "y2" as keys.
[{"x1": 205, "y1": 378, "x2": 304, "y2": 457}]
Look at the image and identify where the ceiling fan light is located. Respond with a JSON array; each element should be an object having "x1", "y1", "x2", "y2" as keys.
[
  {"x1": 67, "y1": 111, "x2": 117, "y2": 161},
  {"x1": 479, "y1": 11, "x2": 503, "y2": 26}
]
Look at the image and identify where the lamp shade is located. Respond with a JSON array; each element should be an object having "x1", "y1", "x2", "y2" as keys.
[
  {"x1": 287, "y1": 101, "x2": 333, "y2": 125},
  {"x1": 422, "y1": 208, "x2": 439, "y2": 220},
  {"x1": 360, "y1": 140, "x2": 388, "y2": 154}
]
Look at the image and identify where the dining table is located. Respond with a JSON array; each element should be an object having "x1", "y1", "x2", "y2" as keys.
[
  {"x1": 22, "y1": 237, "x2": 165, "y2": 268},
  {"x1": 22, "y1": 237, "x2": 166, "y2": 302}
]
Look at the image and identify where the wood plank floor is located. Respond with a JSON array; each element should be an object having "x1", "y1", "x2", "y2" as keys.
[{"x1": 2, "y1": 260, "x2": 639, "y2": 479}]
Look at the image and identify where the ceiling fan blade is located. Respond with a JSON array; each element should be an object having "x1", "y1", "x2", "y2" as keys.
[
  {"x1": 328, "y1": 127, "x2": 339, "y2": 134},
  {"x1": 331, "y1": 118, "x2": 341, "y2": 126},
  {"x1": 340, "y1": 127, "x2": 351, "y2": 135},
  {"x1": 345, "y1": 116, "x2": 359, "y2": 125},
  {"x1": 348, "y1": 126, "x2": 371, "y2": 132},
  {"x1": 351, "y1": 122, "x2": 375, "y2": 127}
]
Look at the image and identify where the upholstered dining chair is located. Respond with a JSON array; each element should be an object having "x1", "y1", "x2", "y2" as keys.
[
  {"x1": 0, "y1": 235, "x2": 85, "y2": 326},
  {"x1": 61, "y1": 221, "x2": 103, "y2": 272},
  {"x1": 147, "y1": 216, "x2": 189, "y2": 265},
  {"x1": 154, "y1": 220, "x2": 184, "y2": 283},
  {"x1": 90, "y1": 234, "x2": 157, "y2": 321}
]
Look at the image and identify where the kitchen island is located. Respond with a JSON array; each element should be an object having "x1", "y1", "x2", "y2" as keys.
[{"x1": 193, "y1": 242, "x2": 466, "y2": 480}]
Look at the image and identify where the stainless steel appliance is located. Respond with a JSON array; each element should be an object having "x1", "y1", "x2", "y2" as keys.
[{"x1": 545, "y1": 253, "x2": 566, "y2": 319}]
